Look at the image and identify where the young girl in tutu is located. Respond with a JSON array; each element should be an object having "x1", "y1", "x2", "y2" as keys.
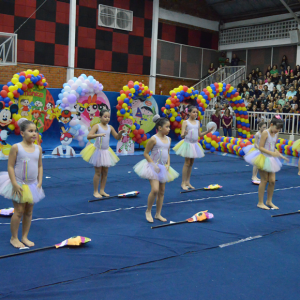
[
  {"x1": 81, "y1": 110, "x2": 125, "y2": 198},
  {"x1": 245, "y1": 116, "x2": 288, "y2": 209},
  {"x1": 0, "y1": 118, "x2": 44, "y2": 248},
  {"x1": 133, "y1": 115, "x2": 179, "y2": 223},
  {"x1": 173, "y1": 105, "x2": 212, "y2": 190},
  {"x1": 244, "y1": 121, "x2": 267, "y2": 182}
]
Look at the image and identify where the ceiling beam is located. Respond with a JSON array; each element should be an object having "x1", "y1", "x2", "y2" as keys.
[{"x1": 279, "y1": 0, "x2": 300, "y2": 24}]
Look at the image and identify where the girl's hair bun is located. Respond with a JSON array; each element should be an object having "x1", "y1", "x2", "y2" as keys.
[
  {"x1": 17, "y1": 118, "x2": 28, "y2": 127},
  {"x1": 152, "y1": 114, "x2": 160, "y2": 123}
]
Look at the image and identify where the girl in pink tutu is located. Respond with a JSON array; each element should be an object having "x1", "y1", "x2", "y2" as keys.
[
  {"x1": 245, "y1": 116, "x2": 288, "y2": 210},
  {"x1": 0, "y1": 118, "x2": 44, "y2": 248},
  {"x1": 81, "y1": 110, "x2": 125, "y2": 198},
  {"x1": 243, "y1": 121, "x2": 267, "y2": 183},
  {"x1": 173, "y1": 105, "x2": 212, "y2": 190},
  {"x1": 133, "y1": 115, "x2": 179, "y2": 223}
]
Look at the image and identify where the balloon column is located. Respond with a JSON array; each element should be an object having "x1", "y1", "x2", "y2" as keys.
[
  {"x1": 116, "y1": 81, "x2": 153, "y2": 148},
  {"x1": 56, "y1": 74, "x2": 104, "y2": 147},
  {"x1": 161, "y1": 85, "x2": 199, "y2": 135},
  {"x1": 277, "y1": 138, "x2": 298, "y2": 157}
]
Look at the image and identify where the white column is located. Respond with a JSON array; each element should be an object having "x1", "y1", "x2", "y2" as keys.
[
  {"x1": 296, "y1": 45, "x2": 300, "y2": 66},
  {"x1": 67, "y1": 0, "x2": 76, "y2": 81},
  {"x1": 226, "y1": 51, "x2": 232, "y2": 62},
  {"x1": 149, "y1": 0, "x2": 159, "y2": 94}
]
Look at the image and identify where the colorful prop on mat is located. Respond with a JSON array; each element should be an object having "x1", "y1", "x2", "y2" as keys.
[
  {"x1": 252, "y1": 180, "x2": 260, "y2": 185},
  {"x1": 89, "y1": 191, "x2": 140, "y2": 202},
  {"x1": 271, "y1": 210, "x2": 300, "y2": 217},
  {"x1": 181, "y1": 184, "x2": 222, "y2": 194},
  {"x1": 151, "y1": 210, "x2": 214, "y2": 229},
  {"x1": 0, "y1": 208, "x2": 14, "y2": 216},
  {"x1": 162, "y1": 83, "x2": 249, "y2": 138},
  {"x1": 116, "y1": 81, "x2": 153, "y2": 148},
  {"x1": 0, "y1": 236, "x2": 91, "y2": 259}
]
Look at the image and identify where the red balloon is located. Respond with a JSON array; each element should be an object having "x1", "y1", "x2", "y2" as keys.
[
  {"x1": 137, "y1": 139, "x2": 142, "y2": 144},
  {"x1": 138, "y1": 129, "x2": 144, "y2": 134},
  {"x1": 142, "y1": 135, "x2": 147, "y2": 141},
  {"x1": 161, "y1": 107, "x2": 166, "y2": 112},
  {"x1": 3, "y1": 85, "x2": 8, "y2": 91},
  {"x1": 118, "y1": 100, "x2": 123, "y2": 105},
  {"x1": 28, "y1": 83, "x2": 34, "y2": 89},
  {"x1": 8, "y1": 101, "x2": 13, "y2": 106},
  {"x1": 128, "y1": 83, "x2": 134, "y2": 89},
  {"x1": 117, "y1": 117, "x2": 123, "y2": 122},
  {"x1": 12, "y1": 90, "x2": 18, "y2": 96},
  {"x1": 173, "y1": 121, "x2": 178, "y2": 127},
  {"x1": 0, "y1": 90, "x2": 7, "y2": 98},
  {"x1": 136, "y1": 134, "x2": 141, "y2": 140},
  {"x1": 171, "y1": 93, "x2": 176, "y2": 97},
  {"x1": 116, "y1": 105, "x2": 122, "y2": 110},
  {"x1": 21, "y1": 83, "x2": 28, "y2": 91},
  {"x1": 133, "y1": 130, "x2": 138, "y2": 135},
  {"x1": 19, "y1": 72, "x2": 26, "y2": 76},
  {"x1": 132, "y1": 137, "x2": 136, "y2": 142},
  {"x1": 177, "y1": 123, "x2": 182, "y2": 128},
  {"x1": 170, "y1": 104, "x2": 175, "y2": 108},
  {"x1": 15, "y1": 128, "x2": 20, "y2": 135},
  {"x1": 171, "y1": 98, "x2": 176, "y2": 104},
  {"x1": 207, "y1": 132, "x2": 212, "y2": 138},
  {"x1": 183, "y1": 86, "x2": 188, "y2": 92}
]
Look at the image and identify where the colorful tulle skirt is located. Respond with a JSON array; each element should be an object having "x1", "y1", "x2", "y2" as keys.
[
  {"x1": 292, "y1": 139, "x2": 300, "y2": 151},
  {"x1": 81, "y1": 144, "x2": 119, "y2": 167},
  {"x1": 252, "y1": 154, "x2": 282, "y2": 173},
  {"x1": 133, "y1": 159, "x2": 179, "y2": 183},
  {"x1": 173, "y1": 140, "x2": 205, "y2": 158},
  {"x1": 0, "y1": 172, "x2": 45, "y2": 204},
  {"x1": 243, "y1": 145, "x2": 261, "y2": 165}
]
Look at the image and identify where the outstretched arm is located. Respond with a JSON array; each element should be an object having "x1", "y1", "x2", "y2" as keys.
[
  {"x1": 37, "y1": 146, "x2": 43, "y2": 189},
  {"x1": 87, "y1": 124, "x2": 105, "y2": 140},
  {"x1": 110, "y1": 125, "x2": 125, "y2": 140},
  {"x1": 144, "y1": 136, "x2": 156, "y2": 163}
]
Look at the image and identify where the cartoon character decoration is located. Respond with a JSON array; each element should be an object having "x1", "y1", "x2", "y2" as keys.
[
  {"x1": 116, "y1": 119, "x2": 134, "y2": 155},
  {"x1": 0, "y1": 103, "x2": 19, "y2": 157},
  {"x1": 116, "y1": 81, "x2": 154, "y2": 149},
  {"x1": 55, "y1": 74, "x2": 109, "y2": 151},
  {"x1": 52, "y1": 110, "x2": 76, "y2": 156}
]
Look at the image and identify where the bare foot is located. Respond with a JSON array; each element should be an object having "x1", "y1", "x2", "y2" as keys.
[
  {"x1": 252, "y1": 177, "x2": 260, "y2": 181},
  {"x1": 146, "y1": 211, "x2": 153, "y2": 223},
  {"x1": 155, "y1": 214, "x2": 167, "y2": 222},
  {"x1": 10, "y1": 237, "x2": 25, "y2": 248},
  {"x1": 181, "y1": 184, "x2": 188, "y2": 190},
  {"x1": 21, "y1": 237, "x2": 35, "y2": 247},
  {"x1": 100, "y1": 191, "x2": 110, "y2": 197},
  {"x1": 93, "y1": 192, "x2": 102, "y2": 199},
  {"x1": 187, "y1": 183, "x2": 195, "y2": 189},
  {"x1": 266, "y1": 202, "x2": 279, "y2": 209},
  {"x1": 298, "y1": 171, "x2": 300, "y2": 176},
  {"x1": 257, "y1": 203, "x2": 270, "y2": 210}
]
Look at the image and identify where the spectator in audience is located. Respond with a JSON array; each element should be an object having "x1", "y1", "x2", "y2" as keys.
[
  {"x1": 265, "y1": 77, "x2": 274, "y2": 91},
  {"x1": 240, "y1": 86, "x2": 249, "y2": 99},
  {"x1": 249, "y1": 79, "x2": 256, "y2": 91},
  {"x1": 263, "y1": 85, "x2": 271, "y2": 97},
  {"x1": 278, "y1": 93, "x2": 286, "y2": 106},
  {"x1": 257, "y1": 71, "x2": 264, "y2": 82},
  {"x1": 247, "y1": 103, "x2": 253, "y2": 111},
  {"x1": 253, "y1": 85, "x2": 262, "y2": 98},
  {"x1": 276, "y1": 80, "x2": 283, "y2": 92},
  {"x1": 265, "y1": 72, "x2": 271, "y2": 82},
  {"x1": 220, "y1": 95, "x2": 228, "y2": 108},
  {"x1": 283, "y1": 101, "x2": 291, "y2": 113},
  {"x1": 250, "y1": 69, "x2": 257, "y2": 80},
  {"x1": 279, "y1": 71, "x2": 286, "y2": 82},
  {"x1": 218, "y1": 52, "x2": 227, "y2": 67},
  {"x1": 284, "y1": 78, "x2": 292, "y2": 90},
  {"x1": 277, "y1": 104, "x2": 283, "y2": 113},
  {"x1": 238, "y1": 80, "x2": 248, "y2": 91},
  {"x1": 296, "y1": 72, "x2": 300, "y2": 81},
  {"x1": 257, "y1": 79, "x2": 264, "y2": 91},
  {"x1": 222, "y1": 108, "x2": 233, "y2": 137},
  {"x1": 247, "y1": 73, "x2": 253, "y2": 84},
  {"x1": 296, "y1": 86, "x2": 300, "y2": 101},
  {"x1": 281, "y1": 55, "x2": 288, "y2": 71},
  {"x1": 287, "y1": 86, "x2": 297, "y2": 100},
  {"x1": 290, "y1": 95, "x2": 299, "y2": 108},
  {"x1": 270, "y1": 65, "x2": 279, "y2": 83},
  {"x1": 295, "y1": 65, "x2": 300, "y2": 74},
  {"x1": 260, "y1": 103, "x2": 266, "y2": 112},
  {"x1": 211, "y1": 108, "x2": 221, "y2": 131},
  {"x1": 290, "y1": 71, "x2": 296, "y2": 82},
  {"x1": 208, "y1": 63, "x2": 216, "y2": 76},
  {"x1": 244, "y1": 94, "x2": 250, "y2": 106},
  {"x1": 286, "y1": 65, "x2": 292, "y2": 75},
  {"x1": 270, "y1": 86, "x2": 278, "y2": 98},
  {"x1": 265, "y1": 65, "x2": 271, "y2": 75}
]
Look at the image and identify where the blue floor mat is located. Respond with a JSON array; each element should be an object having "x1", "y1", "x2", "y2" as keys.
[{"x1": 0, "y1": 154, "x2": 299, "y2": 298}]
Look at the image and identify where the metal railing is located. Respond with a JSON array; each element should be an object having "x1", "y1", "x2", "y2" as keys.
[
  {"x1": 0, "y1": 33, "x2": 17, "y2": 65},
  {"x1": 192, "y1": 66, "x2": 246, "y2": 93}
]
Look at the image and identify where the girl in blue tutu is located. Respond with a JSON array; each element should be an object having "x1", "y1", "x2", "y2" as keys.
[
  {"x1": 0, "y1": 118, "x2": 45, "y2": 248},
  {"x1": 133, "y1": 115, "x2": 179, "y2": 223},
  {"x1": 173, "y1": 105, "x2": 212, "y2": 190}
]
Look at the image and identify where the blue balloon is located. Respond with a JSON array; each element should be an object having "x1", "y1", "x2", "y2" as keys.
[
  {"x1": 37, "y1": 75, "x2": 41, "y2": 81},
  {"x1": 175, "y1": 116, "x2": 181, "y2": 122},
  {"x1": 210, "y1": 146, "x2": 215, "y2": 152},
  {"x1": 134, "y1": 84, "x2": 139, "y2": 90},
  {"x1": 4, "y1": 97, "x2": 10, "y2": 102},
  {"x1": 120, "y1": 108, "x2": 126, "y2": 114},
  {"x1": 76, "y1": 87, "x2": 82, "y2": 94},
  {"x1": 214, "y1": 131, "x2": 220, "y2": 136},
  {"x1": 0, "y1": 96, "x2": 3, "y2": 101},
  {"x1": 136, "y1": 124, "x2": 140, "y2": 130},
  {"x1": 56, "y1": 100, "x2": 62, "y2": 105},
  {"x1": 19, "y1": 76, "x2": 25, "y2": 83},
  {"x1": 162, "y1": 113, "x2": 166, "y2": 117},
  {"x1": 7, "y1": 82, "x2": 13, "y2": 86},
  {"x1": 165, "y1": 104, "x2": 170, "y2": 109},
  {"x1": 19, "y1": 89, "x2": 24, "y2": 95},
  {"x1": 168, "y1": 113, "x2": 172, "y2": 118}
]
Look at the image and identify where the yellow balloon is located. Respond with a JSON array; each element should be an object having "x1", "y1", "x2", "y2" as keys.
[
  {"x1": 33, "y1": 70, "x2": 39, "y2": 76},
  {"x1": 42, "y1": 79, "x2": 46, "y2": 83},
  {"x1": 8, "y1": 86, "x2": 14, "y2": 92},
  {"x1": 7, "y1": 92, "x2": 14, "y2": 99},
  {"x1": 170, "y1": 117, "x2": 175, "y2": 122},
  {"x1": 117, "y1": 111, "x2": 121, "y2": 116},
  {"x1": 120, "y1": 94, "x2": 126, "y2": 100},
  {"x1": 27, "y1": 69, "x2": 33, "y2": 74},
  {"x1": 122, "y1": 103, "x2": 128, "y2": 108},
  {"x1": 13, "y1": 74, "x2": 19, "y2": 78},
  {"x1": 16, "y1": 82, "x2": 22, "y2": 89},
  {"x1": 130, "y1": 88, "x2": 135, "y2": 94},
  {"x1": 131, "y1": 125, "x2": 136, "y2": 130},
  {"x1": 13, "y1": 114, "x2": 21, "y2": 121},
  {"x1": 129, "y1": 132, "x2": 134, "y2": 138},
  {"x1": 166, "y1": 99, "x2": 171, "y2": 105},
  {"x1": 175, "y1": 128, "x2": 180, "y2": 134},
  {"x1": 123, "y1": 86, "x2": 129, "y2": 91},
  {"x1": 8, "y1": 124, "x2": 15, "y2": 131},
  {"x1": 124, "y1": 113, "x2": 129, "y2": 118},
  {"x1": 11, "y1": 78, "x2": 18, "y2": 84},
  {"x1": 206, "y1": 137, "x2": 212, "y2": 143}
]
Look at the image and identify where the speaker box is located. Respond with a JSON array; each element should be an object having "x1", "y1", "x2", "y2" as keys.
[{"x1": 289, "y1": 30, "x2": 300, "y2": 43}]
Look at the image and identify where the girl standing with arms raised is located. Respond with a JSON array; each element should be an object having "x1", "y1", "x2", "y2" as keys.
[
  {"x1": 173, "y1": 105, "x2": 212, "y2": 190},
  {"x1": 81, "y1": 110, "x2": 124, "y2": 198},
  {"x1": 0, "y1": 119, "x2": 44, "y2": 248},
  {"x1": 247, "y1": 116, "x2": 288, "y2": 209},
  {"x1": 133, "y1": 115, "x2": 179, "y2": 223}
]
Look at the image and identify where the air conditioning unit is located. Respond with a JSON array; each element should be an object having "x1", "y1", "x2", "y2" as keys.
[
  {"x1": 98, "y1": 5, "x2": 133, "y2": 31},
  {"x1": 289, "y1": 29, "x2": 300, "y2": 43}
]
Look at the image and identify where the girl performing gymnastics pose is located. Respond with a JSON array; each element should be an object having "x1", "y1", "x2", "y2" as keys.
[
  {"x1": 81, "y1": 110, "x2": 125, "y2": 198},
  {"x1": 133, "y1": 115, "x2": 179, "y2": 223},
  {"x1": 173, "y1": 105, "x2": 212, "y2": 190},
  {"x1": 244, "y1": 121, "x2": 267, "y2": 183},
  {"x1": 0, "y1": 119, "x2": 44, "y2": 248},
  {"x1": 245, "y1": 116, "x2": 288, "y2": 210}
]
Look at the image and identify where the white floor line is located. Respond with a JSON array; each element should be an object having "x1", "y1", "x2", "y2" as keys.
[{"x1": 0, "y1": 185, "x2": 299, "y2": 226}]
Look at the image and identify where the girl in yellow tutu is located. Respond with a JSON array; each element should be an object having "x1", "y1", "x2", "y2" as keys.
[
  {"x1": 248, "y1": 116, "x2": 288, "y2": 210},
  {"x1": 173, "y1": 105, "x2": 212, "y2": 190},
  {"x1": 133, "y1": 115, "x2": 179, "y2": 223},
  {"x1": 81, "y1": 110, "x2": 125, "y2": 198},
  {"x1": 0, "y1": 118, "x2": 44, "y2": 248}
]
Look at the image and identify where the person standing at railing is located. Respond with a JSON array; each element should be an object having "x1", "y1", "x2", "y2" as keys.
[
  {"x1": 222, "y1": 109, "x2": 233, "y2": 137},
  {"x1": 208, "y1": 63, "x2": 216, "y2": 76},
  {"x1": 211, "y1": 108, "x2": 221, "y2": 132},
  {"x1": 270, "y1": 65, "x2": 279, "y2": 84}
]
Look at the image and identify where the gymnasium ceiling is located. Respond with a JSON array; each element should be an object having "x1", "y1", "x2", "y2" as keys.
[{"x1": 160, "y1": 0, "x2": 300, "y2": 23}]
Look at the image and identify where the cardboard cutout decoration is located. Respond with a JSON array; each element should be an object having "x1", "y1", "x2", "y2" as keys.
[{"x1": 116, "y1": 119, "x2": 134, "y2": 155}]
